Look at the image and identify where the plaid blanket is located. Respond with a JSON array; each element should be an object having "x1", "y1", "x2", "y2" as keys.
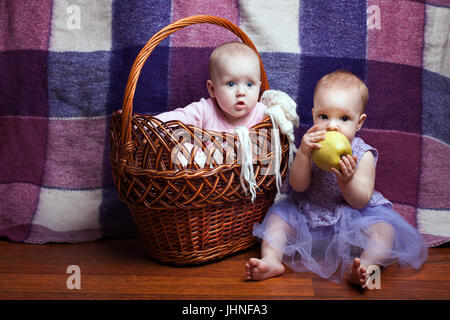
[{"x1": 0, "y1": 0, "x2": 448, "y2": 246}]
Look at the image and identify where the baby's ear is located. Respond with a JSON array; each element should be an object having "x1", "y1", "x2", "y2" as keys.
[
  {"x1": 357, "y1": 113, "x2": 367, "y2": 131},
  {"x1": 206, "y1": 80, "x2": 215, "y2": 98}
]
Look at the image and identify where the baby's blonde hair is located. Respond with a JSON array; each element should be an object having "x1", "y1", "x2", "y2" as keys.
[
  {"x1": 314, "y1": 70, "x2": 369, "y2": 112},
  {"x1": 208, "y1": 41, "x2": 261, "y2": 80}
]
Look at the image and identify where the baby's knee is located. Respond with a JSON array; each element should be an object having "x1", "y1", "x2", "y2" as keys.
[
  {"x1": 370, "y1": 221, "x2": 395, "y2": 238},
  {"x1": 267, "y1": 214, "x2": 293, "y2": 235}
]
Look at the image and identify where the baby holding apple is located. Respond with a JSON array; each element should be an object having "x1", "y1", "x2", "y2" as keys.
[{"x1": 246, "y1": 70, "x2": 428, "y2": 288}]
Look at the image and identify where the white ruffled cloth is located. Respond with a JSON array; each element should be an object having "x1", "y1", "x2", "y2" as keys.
[{"x1": 236, "y1": 89, "x2": 300, "y2": 201}]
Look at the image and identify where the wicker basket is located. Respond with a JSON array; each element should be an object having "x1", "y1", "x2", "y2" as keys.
[{"x1": 110, "y1": 15, "x2": 290, "y2": 265}]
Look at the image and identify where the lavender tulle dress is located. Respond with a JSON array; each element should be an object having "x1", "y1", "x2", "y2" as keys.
[{"x1": 253, "y1": 137, "x2": 428, "y2": 282}]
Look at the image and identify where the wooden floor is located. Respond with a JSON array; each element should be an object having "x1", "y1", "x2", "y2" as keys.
[{"x1": 0, "y1": 237, "x2": 449, "y2": 300}]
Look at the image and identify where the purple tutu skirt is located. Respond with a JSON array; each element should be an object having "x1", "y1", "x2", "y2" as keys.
[{"x1": 253, "y1": 193, "x2": 428, "y2": 282}]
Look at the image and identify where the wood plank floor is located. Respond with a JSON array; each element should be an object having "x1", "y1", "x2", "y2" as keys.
[{"x1": 0, "y1": 237, "x2": 449, "y2": 300}]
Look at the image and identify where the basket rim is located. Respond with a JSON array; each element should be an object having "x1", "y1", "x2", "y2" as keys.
[{"x1": 111, "y1": 114, "x2": 290, "y2": 177}]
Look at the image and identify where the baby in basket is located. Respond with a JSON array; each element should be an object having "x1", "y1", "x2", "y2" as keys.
[
  {"x1": 154, "y1": 41, "x2": 268, "y2": 172},
  {"x1": 154, "y1": 41, "x2": 299, "y2": 200},
  {"x1": 156, "y1": 41, "x2": 267, "y2": 133},
  {"x1": 160, "y1": 41, "x2": 300, "y2": 199},
  {"x1": 116, "y1": 41, "x2": 299, "y2": 199}
]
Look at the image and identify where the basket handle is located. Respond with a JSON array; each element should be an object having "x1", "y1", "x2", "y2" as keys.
[{"x1": 118, "y1": 15, "x2": 270, "y2": 168}]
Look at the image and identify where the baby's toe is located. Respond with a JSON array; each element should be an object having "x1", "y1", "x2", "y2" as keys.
[{"x1": 248, "y1": 258, "x2": 261, "y2": 268}]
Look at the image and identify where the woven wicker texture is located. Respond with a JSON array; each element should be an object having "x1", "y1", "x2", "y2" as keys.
[{"x1": 110, "y1": 15, "x2": 290, "y2": 265}]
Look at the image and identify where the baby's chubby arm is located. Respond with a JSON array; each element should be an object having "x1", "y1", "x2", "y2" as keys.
[
  {"x1": 289, "y1": 125, "x2": 326, "y2": 192},
  {"x1": 336, "y1": 151, "x2": 375, "y2": 209},
  {"x1": 113, "y1": 99, "x2": 204, "y2": 127},
  {"x1": 155, "y1": 101, "x2": 203, "y2": 127}
]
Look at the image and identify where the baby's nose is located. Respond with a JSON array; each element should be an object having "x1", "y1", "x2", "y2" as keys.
[
  {"x1": 236, "y1": 84, "x2": 246, "y2": 95},
  {"x1": 326, "y1": 121, "x2": 339, "y2": 131}
]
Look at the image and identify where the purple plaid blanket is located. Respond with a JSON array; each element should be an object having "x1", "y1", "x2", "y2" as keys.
[{"x1": 1, "y1": 0, "x2": 448, "y2": 246}]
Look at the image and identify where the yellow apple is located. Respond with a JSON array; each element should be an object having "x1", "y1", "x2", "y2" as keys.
[{"x1": 311, "y1": 131, "x2": 352, "y2": 172}]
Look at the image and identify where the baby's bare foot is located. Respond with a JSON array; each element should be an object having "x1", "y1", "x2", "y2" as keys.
[
  {"x1": 245, "y1": 257, "x2": 285, "y2": 281},
  {"x1": 345, "y1": 258, "x2": 368, "y2": 287}
]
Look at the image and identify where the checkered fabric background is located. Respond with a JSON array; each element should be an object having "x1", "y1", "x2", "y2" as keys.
[{"x1": 0, "y1": 0, "x2": 448, "y2": 246}]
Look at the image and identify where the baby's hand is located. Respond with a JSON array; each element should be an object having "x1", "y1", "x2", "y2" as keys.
[
  {"x1": 331, "y1": 154, "x2": 358, "y2": 183},
  {"x1": 299, "y1": 124, "x2": 326, "y2": 157}
]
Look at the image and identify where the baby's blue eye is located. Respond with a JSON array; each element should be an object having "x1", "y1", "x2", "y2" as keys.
[
  {"x1": 319, "y1": 114, "x2": 328, "y2": 120},
  {"x1": 341, "y1": 116, "x2": 350, "y2": 121},
  {"x1": 226, "y1": 82, "x2": 235, "y2": 87},
  {"x1": 247, "y1": 82, "x2": 254, "y2": 87}
]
